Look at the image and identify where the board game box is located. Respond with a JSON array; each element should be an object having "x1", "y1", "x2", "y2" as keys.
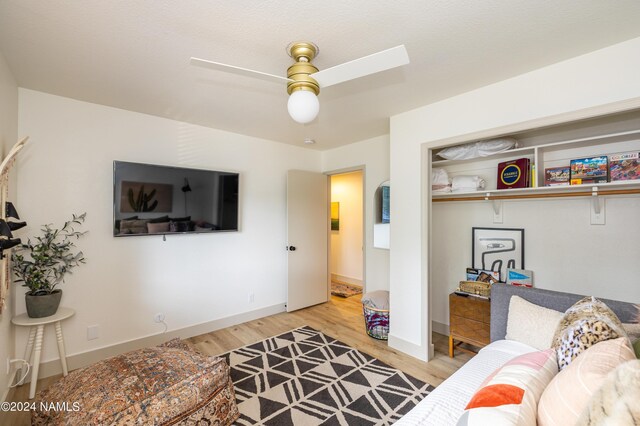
[
  {"x1": 497, "y1": 158, "x2": 530, "y2": 189},
  {"x1": 609, "y1": 151, "x2": 640, "y2": 181},
  {"x1": 544, "y1": 166, "x2": 570, "y2": 186},
  {"x1": 506, "y1": 268, "x2": 533, "y2": 287},
  {"x1": 466, "y1": 267, "x2": 499, "y2": 283},
  {"x1": 570, "y1": 156, "x2": 608, "y2": 185}
]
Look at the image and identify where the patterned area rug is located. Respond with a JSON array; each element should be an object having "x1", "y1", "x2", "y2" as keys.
[
  {"x1": 331, "y1": 281, "x2": 363, "y2": 298},
  {"x1": 222, "y1": 326, "x2": 433, "y2": 425}
]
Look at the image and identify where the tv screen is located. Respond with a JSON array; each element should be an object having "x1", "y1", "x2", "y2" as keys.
[{"x1": 113, "y1": 161, "x2": 239, "y2": 236}]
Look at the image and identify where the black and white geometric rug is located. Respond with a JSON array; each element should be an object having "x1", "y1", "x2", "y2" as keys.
[{"x1": 221, "y1": 326, "x2": 434, "y2": 425}]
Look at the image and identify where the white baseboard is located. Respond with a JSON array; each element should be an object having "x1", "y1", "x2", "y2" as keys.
[
  {"x1": 387, "y1": 333, "x2": 428, "y2": 361},
  {"x1": 432, "y1": 321, "x2": 449, "y2": 336},
  {"x1": 330, "y1": 274, "x2": 363, "y2": 287},
  {"x1": 34, "y1": 303, "x2": 286, "y2": 381}
]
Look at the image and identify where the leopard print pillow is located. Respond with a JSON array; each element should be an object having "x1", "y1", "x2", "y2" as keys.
[{"x1": 552, "y1": 296, "x2": 627, "y2": 370}]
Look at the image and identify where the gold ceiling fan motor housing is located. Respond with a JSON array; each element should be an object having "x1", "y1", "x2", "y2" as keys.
[{"x1": 286, "y1": 42, "x2": 320, "y2": 96}]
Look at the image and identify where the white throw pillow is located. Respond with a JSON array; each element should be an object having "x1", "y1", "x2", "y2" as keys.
[
  {"x1": 437, "y1": 138, "x2": 517, "y2": 160},
  {"x1": 505, "y1": 296, "x2": 563, "y2": 350}
]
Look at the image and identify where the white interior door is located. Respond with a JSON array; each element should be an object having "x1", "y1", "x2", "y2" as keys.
[{"x1": 287, "y1": 170, "x2": 328, "y2": 312}]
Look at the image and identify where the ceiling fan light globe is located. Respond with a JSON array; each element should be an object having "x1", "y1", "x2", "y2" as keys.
[{"x1": 287, "y1": 90, "x2": 319, "y2": 124}]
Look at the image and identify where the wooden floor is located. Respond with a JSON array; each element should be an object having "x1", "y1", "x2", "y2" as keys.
[{"x1": 2, "y1": 294, "x2": 471, "y2": 425}]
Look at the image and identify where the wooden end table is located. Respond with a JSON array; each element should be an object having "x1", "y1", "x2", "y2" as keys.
[{"x1": 448, "y1": 293, "x2": 490, "y2": 357}]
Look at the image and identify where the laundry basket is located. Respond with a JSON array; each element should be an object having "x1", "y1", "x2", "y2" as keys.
[{"x1": 361, "y1": 290, "x2": 390, "y2": 340}]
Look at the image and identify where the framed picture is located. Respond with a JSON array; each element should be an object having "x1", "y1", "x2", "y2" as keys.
[
  {"x1": 472, "y1": 227, "x2": 524, "y2": 282},
  {"x1": 381, "y1": 185, "x2": 390, "y2": 224},
  {"x1": 331, "y1": 202, "x2": 340, "y2": 231}
]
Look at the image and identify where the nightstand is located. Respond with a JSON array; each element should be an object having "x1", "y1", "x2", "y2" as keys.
[{"x1": 448, "y1": 292, "x2": 490, "y2": 357}]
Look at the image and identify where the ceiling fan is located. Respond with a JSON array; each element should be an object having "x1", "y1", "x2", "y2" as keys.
[{"x1": 190, "y1": 42, "x2": 410, "y2": 124}]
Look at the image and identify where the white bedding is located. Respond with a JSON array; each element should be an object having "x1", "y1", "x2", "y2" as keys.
[{"x1": 395, "y1": 339, "x2": 537, "y2": 426}]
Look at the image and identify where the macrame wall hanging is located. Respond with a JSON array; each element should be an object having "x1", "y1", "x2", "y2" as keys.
[{"x1": 0, "y1": 136, "x2": 28, "y2": 314}]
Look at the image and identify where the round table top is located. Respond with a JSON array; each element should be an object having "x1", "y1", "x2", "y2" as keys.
[{"x1": 12, "y1": 307, "x2": 75, "y2": 326}]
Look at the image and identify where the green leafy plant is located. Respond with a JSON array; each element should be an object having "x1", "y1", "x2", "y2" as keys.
[
  {"x1": 128, "y1": 185, "x2": 158, "y2": 212},
  {"x1": 11, "y1": 213, "x2": 87, "y2": 295}
]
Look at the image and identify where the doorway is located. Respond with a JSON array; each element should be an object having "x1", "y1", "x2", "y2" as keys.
[{"x1": 329, "y1": 170, "x2": 365, "y2": 298}]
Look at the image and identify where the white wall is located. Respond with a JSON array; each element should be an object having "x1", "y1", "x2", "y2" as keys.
[
  {"x1": 390, "y1": 36, "x2": 640, "y2": 360},
  {"x1": 322, "y1": 135, "x2": 390, "y2": 292},
  {"x1": 0, "y1": 51, "x2": 18, "y2": 400},
  {"x1": 15, "y1": 89, "x2": 321, "y2": 368},
  {"x1": 330, "y1": 171, "x2": 363, "y2": 283},
  {"x1": 431, "y1": 196, "x2": 640, "y2": 329}
]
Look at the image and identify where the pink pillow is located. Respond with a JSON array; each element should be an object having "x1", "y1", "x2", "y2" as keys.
[
  {"x1": 458, "y1": 349, "x2": 558, "y2": 425},
  {"x1": 537, "y1": 337, "x2": 635, "y2": 426},
  {"x1": 578, "y1": 359, "x2": 640, "y2": 424}
]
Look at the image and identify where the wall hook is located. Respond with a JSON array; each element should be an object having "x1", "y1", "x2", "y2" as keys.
[
  {"x1": 591, "y1": 190, "x2": 601, "y2": 215},
  {"x1": 590, "y1": 188, "x2": 605, "y2": 225},
  {"x1": 492, "y1": 200, "x2": 503, "y2": 223}
]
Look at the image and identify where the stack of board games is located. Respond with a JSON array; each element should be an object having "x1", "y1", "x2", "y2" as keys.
[
  {"x1": 609, "y1": 151, "x2": 640, "y2": 181},
  {"x1": 466, "y1": 267, "x2": 499, "y2": 283},
  {"x1": 544, "y1": 166, "x2": 570, "y2": 186},
  {"x1": 497, "y1": 158, "x2": 530, "y2": 189},
  {"x1": 570, "y1": 156, "x2": 608, "y2": 185}
]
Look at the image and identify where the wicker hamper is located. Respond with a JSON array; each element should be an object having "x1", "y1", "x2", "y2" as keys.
[{"x1": 362, "y1": 290, "x2": 390, "y2": 340}]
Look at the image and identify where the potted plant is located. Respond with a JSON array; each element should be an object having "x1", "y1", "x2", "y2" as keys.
[{"x1": 11, "y1": 213, "x2": 87, "y2": 318}]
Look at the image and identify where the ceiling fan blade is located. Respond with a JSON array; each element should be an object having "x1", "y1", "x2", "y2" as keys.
[
  {"x1": 190, "y1": 57, "x2": 292, "y2": 84},
  {"x1": 311, "y1": 45, "x2": 409, "y2": 88}
]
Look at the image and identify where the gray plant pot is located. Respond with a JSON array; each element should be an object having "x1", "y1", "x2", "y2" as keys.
[{"x1": 25, "y1": 290, "x2": 62, "y2": 318}]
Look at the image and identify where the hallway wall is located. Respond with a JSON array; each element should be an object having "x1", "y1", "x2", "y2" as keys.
[
  {"x1": 330, "y1": 171, "x2": 363, "y2": 284},
  {"x1": 322, "y1": 135, "x2": 390, "y2": 292}
]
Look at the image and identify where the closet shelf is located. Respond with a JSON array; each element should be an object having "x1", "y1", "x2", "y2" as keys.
[
  {"x1": 431, "y1": 129, "x2": 640, "y2": 167},
  {"x1": 432, "y1": 180, "x2": 640, "y2": 202}
]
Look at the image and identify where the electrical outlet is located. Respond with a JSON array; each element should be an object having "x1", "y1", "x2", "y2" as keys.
[
  {"x1": 87, "y1": 325, "x2": 100, "y2": 340},
  {"x1": 154, "y1": 313, "x2": 165, "y2": 323},
  {"x1": 248, "y1": 293, "x2": 255, "y2": 303}
]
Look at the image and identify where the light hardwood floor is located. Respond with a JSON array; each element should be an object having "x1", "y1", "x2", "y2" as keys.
[{"x1": 2, "y1": 294, "x2": 472, "y2": 425}]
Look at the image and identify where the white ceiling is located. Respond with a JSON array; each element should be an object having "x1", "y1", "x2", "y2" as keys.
[{"x1": 2, "y1": 1, "x2": 640, "y2": 150}]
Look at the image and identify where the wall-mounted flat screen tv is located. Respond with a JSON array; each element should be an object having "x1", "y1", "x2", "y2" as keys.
[{"x1": 113, "y1": 161, "x2": 239, "y2": 236}]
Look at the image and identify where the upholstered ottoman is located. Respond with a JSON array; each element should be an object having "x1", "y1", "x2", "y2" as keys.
[{"x1": 31, "y1": 339, "x2": 239, "y2": 425}]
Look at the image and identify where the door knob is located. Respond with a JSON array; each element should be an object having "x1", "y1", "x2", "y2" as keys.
[{"x1": 287, "y1": 246, "x2": 297, "y2": 251}]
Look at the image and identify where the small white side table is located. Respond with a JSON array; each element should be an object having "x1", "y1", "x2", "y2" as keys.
[{"x1": 11, "y1": 307, "x2": 75, "y2": 399}]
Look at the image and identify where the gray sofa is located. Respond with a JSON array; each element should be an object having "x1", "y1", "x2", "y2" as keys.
[
  {"x1": 490, "y1": 283, "x2": 637, "y2": 341},
  {"x1": 396, "y1": 284, "x2": 637, "y2": 425}
]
